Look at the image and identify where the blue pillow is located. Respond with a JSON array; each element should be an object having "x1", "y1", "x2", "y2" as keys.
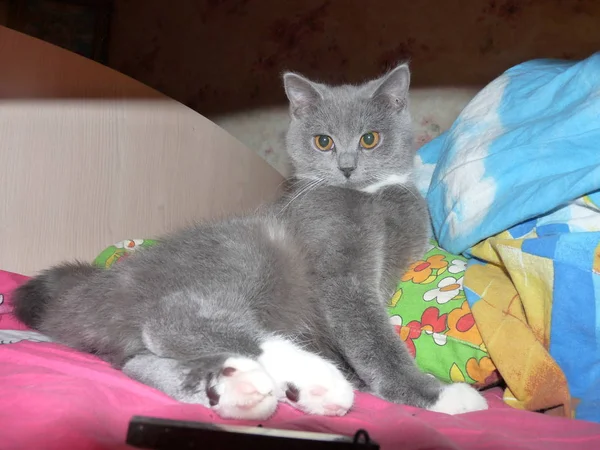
[{"x1": 421, "y1": 53, "x2": 600, "y2": 254}]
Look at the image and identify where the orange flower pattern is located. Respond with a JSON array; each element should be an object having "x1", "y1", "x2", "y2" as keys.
[
  {"x1": 390, "y1": 307, "x2": 448, "y2": 358},
  {"x1": 466, "y1": 357, "x2": 498, "y2": 386},
  {"x1": 389, "y1": 239, "x2": 497, "y2": 386},
  {"x1": 401, "y1": 254, "x2": 448, "y2": 284},
  {"x1": 446, "y1": 300, "x2": 483, "y2": 347}
]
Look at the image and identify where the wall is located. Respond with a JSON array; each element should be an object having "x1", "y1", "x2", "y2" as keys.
[
  {"x1": 107, "y1": 0, "x2": 600, "y2": 116},
  {"x1": 3, "y1": 1, "x2": 599, "y2": 117},
  {"x1": 0, "y1": 1, "x2": 7, "y2": 24}
]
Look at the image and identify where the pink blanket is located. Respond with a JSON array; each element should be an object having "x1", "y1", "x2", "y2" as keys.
[{"x1": 1, "y1": 269, "x2": 599, "y2": 450}]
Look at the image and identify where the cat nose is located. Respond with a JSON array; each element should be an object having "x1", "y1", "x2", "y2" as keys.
[{"x1": 340, "y1": 167, "x2": 355, "y2": 178}]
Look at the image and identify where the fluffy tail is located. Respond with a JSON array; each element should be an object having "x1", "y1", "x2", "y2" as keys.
[{"x1": 13, "y1": 262, "x2": 100, "y2": 329}]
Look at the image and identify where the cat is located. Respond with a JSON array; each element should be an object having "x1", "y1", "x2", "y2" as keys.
[{"x1": 13, "y1": 63, "x2": 487, "y2": 420}]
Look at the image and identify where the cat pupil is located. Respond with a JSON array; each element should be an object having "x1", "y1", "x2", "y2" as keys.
[
  {"x1": 362, "y1": 133, "x2": 374, "y2": 145},
  {"x1": 318, "y1": 135, "x2": 330, "y2": 148}
]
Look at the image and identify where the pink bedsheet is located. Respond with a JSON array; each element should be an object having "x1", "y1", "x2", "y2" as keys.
[{"x1": 1, "y1": 269, "x2": 599, "y2": 450}]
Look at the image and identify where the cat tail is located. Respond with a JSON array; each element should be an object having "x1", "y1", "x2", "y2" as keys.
[{"x1": 13, "y1": 262, "x2": 100, "y2": 328}]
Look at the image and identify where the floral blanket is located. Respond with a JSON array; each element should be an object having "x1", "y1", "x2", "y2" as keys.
[
  {"x1": 388, "y1": 240, "x2": 498, "y2": 388},
  {"x1": 417, "y1": 53, "x2": 600, "y2": 422}
]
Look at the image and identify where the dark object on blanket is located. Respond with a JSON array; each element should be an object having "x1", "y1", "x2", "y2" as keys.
[{"x1": 126, "y1": 416, "x2": 380, "y2": 450}]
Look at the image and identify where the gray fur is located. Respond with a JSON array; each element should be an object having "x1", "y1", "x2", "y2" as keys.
[{"x1": 13, "y1": 63, "x2": 442, "y2": 410}]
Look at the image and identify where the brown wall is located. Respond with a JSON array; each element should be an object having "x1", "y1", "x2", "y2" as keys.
[
  {"x1": 0, "y1": 1, "x2": 8, "y2": 24},
  {"x1": 3, "y1": 0, "x2": 599, "y2": 116},
  {"x1": 107, "y1": 0, "x2": 600, "y2": 116}
]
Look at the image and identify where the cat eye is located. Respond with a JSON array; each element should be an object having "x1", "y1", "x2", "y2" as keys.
[
  {"x1": 360, "y1": 132, "x2": 380, "y2": 150},
  {"x1": 314, "y1": 135, "x2": 335, "y2": 151}
]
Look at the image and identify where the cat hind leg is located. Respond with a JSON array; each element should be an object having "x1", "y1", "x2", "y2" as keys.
[
  {"x1": 258, "y1": 337, "x2": 355, "y2": 416},
  {"x1": 123, "y1": 352, "x2": 278, "y2": 420}
]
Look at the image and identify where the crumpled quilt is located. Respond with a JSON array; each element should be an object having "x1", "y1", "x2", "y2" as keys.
[{"x1": 415, "y1": 52, "x2": 600, "y2": 422}]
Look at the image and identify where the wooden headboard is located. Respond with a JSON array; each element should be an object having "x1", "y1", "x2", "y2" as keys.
[{"x1": 0, "y1": 26, "x2": 284, "y2": 275}]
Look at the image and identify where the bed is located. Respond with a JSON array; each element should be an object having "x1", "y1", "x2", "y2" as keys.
[{"x1": 1, "y1": 25, "x2": 600, "y2": 449}]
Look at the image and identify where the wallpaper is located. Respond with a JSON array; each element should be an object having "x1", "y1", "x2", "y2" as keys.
[{"x1": 107, "y1": 0, "x2": 600, "y2": 116}]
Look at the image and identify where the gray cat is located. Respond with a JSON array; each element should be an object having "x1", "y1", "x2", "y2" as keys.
[{"x1": 13, "y1": 64, "x2": 487, "y2": 420}]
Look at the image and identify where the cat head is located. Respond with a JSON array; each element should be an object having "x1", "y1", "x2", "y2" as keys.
[{"x1": 283, "y1": 64, "x2": 414, "y2": 190}]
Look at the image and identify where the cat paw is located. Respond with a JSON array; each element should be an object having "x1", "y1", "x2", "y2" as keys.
[
  {"x1": 428, "y1": 383, "x2": 488, "y2": 415},
  {"x1": 259, "y1": 338, "x2": 354, "y2": 416},
  {"x1": 281, "y1": 368, "x2": 354, "y2": 416},
  {"x1": 205, "y1": 357, "x2": 278, "y2": 420}
]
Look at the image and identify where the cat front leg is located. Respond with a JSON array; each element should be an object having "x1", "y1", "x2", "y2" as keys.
[{"x1": 325, "y1": 282, "x2": 488, "y2": 414}]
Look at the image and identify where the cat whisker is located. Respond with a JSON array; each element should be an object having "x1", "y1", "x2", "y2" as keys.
[
  {"x1": 279, "y1": 179, "x2": 319, "y2": 211},
  {"x1": 277, "y1": 178, "x2": 324, "y2": 215},
  {"x1": 397, "y1": 184, "x2": 421, "y2": 203},
  {"x1": 251, "y1": 178, "x2": 307, "y2": 215}
]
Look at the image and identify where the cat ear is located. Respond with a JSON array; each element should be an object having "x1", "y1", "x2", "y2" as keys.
[
  {"x1": 370, "y1": 64, "x2": 410, "y2": 110},
  {"x1": 283, "y1": 72, "x2": 323, "y2": 118}
]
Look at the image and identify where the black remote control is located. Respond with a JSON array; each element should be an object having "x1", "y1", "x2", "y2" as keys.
[{"x1": 126, "y1": 415, "x2": 380, "y2": 449}]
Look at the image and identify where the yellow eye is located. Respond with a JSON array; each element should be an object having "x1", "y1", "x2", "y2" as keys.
[
  {"x1": 314, "y1": 135, "x2": 334, "y2": 151},
  {"x1": 360, "y1": 132, "x2": 380, "y2": 149}
]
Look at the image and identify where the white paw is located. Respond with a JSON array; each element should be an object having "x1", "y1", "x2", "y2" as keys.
[
  {"x1": 207, "y1": 357, "x2": 278, "y2": 420},
  {"x1": 259, "y1": 338, "x2": 354, "y2": 416},
  {"x1": 428, "y1": 383, "x2": 488, "y2": 415}
]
